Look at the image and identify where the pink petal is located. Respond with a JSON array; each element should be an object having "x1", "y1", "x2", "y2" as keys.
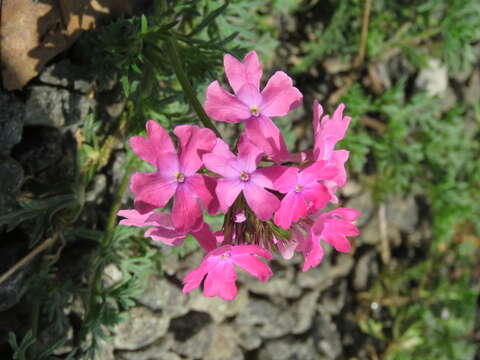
[
  {"x1": 314, "y1": 104, "x2": 351, "y2": 161},
  {"x1": 330, "y1": 150, "x2": 349, "y2": 187},
  {"x1": 204, "y1": 81, "x2": 251, "y2": 123},
  {"x1": 155, "y1": 151, "x2": 181, "y2": 178},
  {"x1": 302, "y1": 183, "x2": 331, "y2": 211},
  {"x1": 171, "y1": 183, "x2": 203, "y2": 233},
  {"x1": 298, "y1": 161, "x2": 337, "y2": 185},
  {"x1": 271, "y1": 166, "x2": 298, "y2": 193},
  {"x1": 275, "y1": 237, "x2": 297, "y2": 260},
  {"x1": 216, "y1": 178, "x2": 244, "y2": 213},
  {"x1": 254, "y1": 165, "x2": 294, "y2": 191},
  {"x1": 224, "y1": 50, "x2": 262, "y2": 93},
  {"x1": 203, "y1": 260, "x2": 237, "y2": 301},
  {"x1": 117, "y1": 209, "x2": 160, "y2": 227},
  {"x1": 174, "y1": 125, "x2": 217, "y2": 176},
  {"x1": 237, "y1": 134, "x2": 264, "y2": 173},
  {"x1": 130, "y1": 120, "x2": 175, "y2": 166},
  {"x1": 232, "y1": 253, "x2": 272, "y2": 282},
  {"x1": 274, "y1": 191, "x2": 308, "y2": 229},
  {"x1": 183, "y1": 263, "x2": 209, "y2": 294},
  {"x1": 145, "y1": 227, "x2": 185, "y2": 246},
  {"x1": 187, "y1": 174, "x2": 219, "y2": 215},
  {"x1": 245, "y1": 115, "x2": 289, "y2": 163},
  {"x1": 202, "y1": 139, "x2": 241, "y2": 178},
  {"x1": 243, "y1": 182, "x2": 280, "y2": 221},
  {"x1": 302, "y1": 231, "x2": 324, "y2": 272},
  {"x1": 231, "y1": 244, "x2": 272, "y2": 260},
  {"x1": 191, "y1": 222, "x2": 217, "y2": 252},
  {"x1": 260, "y1": 71, "x2": 303, "y2": 117},
  {"x1": 131, "y1": 172, "x2": 177, "y2": 213},
  {"x1": 329, "y1": 207, "x2": 361, "y2": 222},
  {"x1": 237, "y1": 83, "x2": 262, "y2": 108}
]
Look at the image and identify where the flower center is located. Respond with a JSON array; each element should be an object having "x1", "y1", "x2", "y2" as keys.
[
  {"x1": 250, "y1": 105, "x2": 260, "y2": 116},
  {"x1": 294, "y1": 185, "x2": 303, "y2": 193},
  {"x1": 240, "y1": 171, "x2": 250, "y2": 182},
  {"x1": 176, "y1": 172, "x2": 185, "y2": 183},
  {"x1": 220, "y1": 252, "x2": 231, "y2": 259}
]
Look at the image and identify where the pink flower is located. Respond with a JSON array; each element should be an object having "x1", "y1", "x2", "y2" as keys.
[
  {"x1": 202, "y1": 136, "x2": 285, "y2": 221},
  {"x1": 273, "y1": 161, "x2": 338, "y2": 229},
  {"x1": 204, "y1": 50, "x2": 303, "y2": 162},
  {"x1": 130, "y1": 121, "x2": 219, "y2": 233},
  {"x1": 312, "y1": 208, "x2": 360, "y2": 253},
  {"x1": 182, "y1": 244, "x2": 272, "y2": 301},
  {"x1": 292, "y1": 226, "x2": 325, "y2": 272},
  {"x1": 313, "y1": 101, "x2": 351, "y2": 185},
  {"x1": 117, "y1": 209, "x2": 217, "y2": 252}
]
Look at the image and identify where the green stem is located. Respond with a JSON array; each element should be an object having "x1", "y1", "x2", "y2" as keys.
[
  {"x1": 81, "y1": 155, "x2": 138, "y2": 342},
  {"x1": 160, "y1": 0, "x2": 223, "y2": 138}
]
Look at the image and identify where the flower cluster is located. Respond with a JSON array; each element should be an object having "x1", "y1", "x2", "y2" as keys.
[{"x1": 118, "y1": 51, "x2": 360, "y2": 300}]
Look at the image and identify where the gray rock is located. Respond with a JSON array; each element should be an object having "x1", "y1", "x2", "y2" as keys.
[
  {"x1": 291, "y1": 290, "x2": 320, "y2": 334},
  {"x1": 0, "y1": 156, "x2": 24, "y2": 195},
  {"x1": 319, "y1": 280, "x2": 347, "y2": 316},
  {"x1": 353, "y1": 251, "x2": 378, "y2": 291},
  {"x1": 117, "y1": 334, "x2": 174, "y2": 360},
  {"x1": 415, "y1": 58, "x2": 448, "y2": 96},
  {"x1": 24, "y1": 86, "x2": 94, "y2": 127},
  {"x1": 204, "y1": 325, "x2": 243, "y2": 360},
  {"x1": 85, "y1": 174, "x2": 107, "y2": 203},
  {"x1": 235, "y1": 299, "x2": 295, "y2": 339},
  {"x1": 236, "y1": 324, "x2": 262, "y2": 351},
  {"x1": 386, "y1": 196, "x2": 418, "y2": 233},
  {"x1": 188, "y1": 286, "x2": 248, "y2": 323},
  {"x1": 39, "y1": 59, "x2": 94, "y2": 94},
  {"x1": 172, "y1": 323, "x2": 214, "y2": 359},
  {"x1": 113, "y1": 306, "x2": 170, "y2": 351},
  {"x1": 314, "y1": 314, "x2": 343, "y2": 359},
  {"x1": 465, "y1": 70, "x2": 480, "y2": 106},
  {"x1": 297, "y1": 253, "x2": 353, "y2": 290},
  {"x1": 258, "y1": 337, "x2": 317, "y2": 360},
  {"x1": 345, "y1": 190, "x2": 375, "y2": 227},
  {"x1": 138, "y1": 275, "x2": 189, "y2": 319},
  {"x1": 0, "y1": 92, "x2": 24, "y2": 153},
  {"x1": 240, "y1": 265, "x2": 302, "y2": 299}
]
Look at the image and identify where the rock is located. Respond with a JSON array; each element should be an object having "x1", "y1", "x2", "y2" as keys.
[
  {"x1": 319, "y1": 280, "x2": 347, "y2": 316},
  {"x1": 314, "y1": 314, "x2": 343, "y2": 359},
  {"x1": 24, "y1": 86, "x2": 94, "y2": 127},
  {"x1": 138, "y1": 275, "x2": 189, "y2": 319},
  {"x1": 113, "y1": 306, "x2": 170, "y2": 351},
  {"x1": 465, "y1": 70, "x2": 480, "y2": 106},
  {"x1": 169, "y1": 311, "x2": 213, "y2": 358},
  {"x1": 204, "y1": 325, "x2": 242, "y2": 360},
  {"x1": 340, "y1": 180, "x2": 362, "y2": 198},
  {"x1": 188, "y1": 286, "x2": 248, "y2": 323},
  {"x1": 39, "y1": 60, "x2": 94, "y2": 93},
  {"x1": 323, "y1": 57, "x2": 351, "y2": 74},
  {"x1": 240, "y1": 265, "x2": 302, "y2": 299},
  {"x1": 358, "y1": 216, "x2": 382, "y2": 245},
  {"x1": 345, "y1": 190, "x2": 375, "y2": 227},
  {"x1": 235, "y1": 299, "x2": 295, "y2": 339},
  {"x1": 386, "y1": 196, "x2": 418, "y2": 233},
  {"x1": 415, "y1": 58, "x2": 448, "y2": 96},
  {"x1": 0, "y1": 92, "x2": 24, "y2": 154},
  {"x1": 0, "y1": 156, "x2": 24, "y2": 195},
  {"x1": 258, "y1": 337, "x2": 317, "y2": 360},
  {"x1": 291, "y1": 290, "x2": 320, "y2": 334},
  {"x1": 117, "y1": 334, "x2": 175, "y2": 360},
  {"x1": 85, "y1": 174, "x2": 107, "y2": 203},
  {"x1": 102, "y1": 263, "x2": 123, "y2": 287},
  {"x1": 297, "y1": 253, "x2": 353, "y2": 290},
  {"x1": 353, "y1": 251, "x2": 379, "y2": 291},
  {"x1": 236, "y1": 324, "x2": 262, "y2": 351}
]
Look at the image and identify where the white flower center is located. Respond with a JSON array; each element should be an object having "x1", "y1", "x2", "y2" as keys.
[
  {"x1": 250, "y1": 105, "x2": 260, "y2": 116},
  {"x1": 240, "y1": 171, "x2": 250, "y2": 182},
  {"x1": 176, "y1": 172, "x2": 185, "y2": 183}
]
